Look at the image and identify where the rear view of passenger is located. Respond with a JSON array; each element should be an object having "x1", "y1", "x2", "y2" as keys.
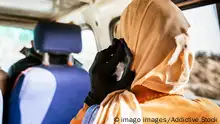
[
  {"x1": 7, "y1": 21, "x2": 90, "y2": 124},
  {"x1": 71, "y1": 0, "x2": 220, "y2": 124}
]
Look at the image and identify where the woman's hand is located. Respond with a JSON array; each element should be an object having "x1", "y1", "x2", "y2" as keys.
[{"x1": 85, "y1": 39, "x2": 135, "y2": 106}]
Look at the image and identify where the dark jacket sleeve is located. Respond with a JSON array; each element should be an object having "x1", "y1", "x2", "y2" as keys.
[{"x1": 7, "y1": 65, "x2": 18, "y2": 91}]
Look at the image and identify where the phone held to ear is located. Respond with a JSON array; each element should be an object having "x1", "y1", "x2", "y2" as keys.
[{"x1": 84, "y1": 38, "x2": 134, "y2": 106}]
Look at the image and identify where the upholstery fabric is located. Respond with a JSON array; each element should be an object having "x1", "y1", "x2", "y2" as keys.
[{"x1": 34, "y1": 21, "x2": 82, "y2": 54}]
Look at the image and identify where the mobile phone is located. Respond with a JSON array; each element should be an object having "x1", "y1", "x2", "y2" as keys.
[
  {"x1": 119, "y1": 38, "x2": 133, "y2": 79},
  {"x1": 113, "y1": 38, "x2": 133, "y2": 81}
]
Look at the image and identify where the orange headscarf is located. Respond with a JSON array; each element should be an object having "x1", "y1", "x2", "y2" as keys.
[{"x1": 117, "y1": 0, "x2": 194, "y2": 94}]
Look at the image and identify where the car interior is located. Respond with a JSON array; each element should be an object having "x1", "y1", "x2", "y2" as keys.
[{"x1": 0, "y1": 0, "x2": 219, "y2": 124}]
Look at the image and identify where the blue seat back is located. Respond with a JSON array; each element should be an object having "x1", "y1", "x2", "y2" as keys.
[{"x1": 8, "y1": 21, "x2": 90, "y2": 124}]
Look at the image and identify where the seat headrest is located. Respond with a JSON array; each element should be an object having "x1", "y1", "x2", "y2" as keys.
[{"x1": 34, "y1": 21, "x2": 82, "y2": 54}]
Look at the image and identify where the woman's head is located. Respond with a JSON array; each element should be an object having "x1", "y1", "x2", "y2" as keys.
[{"x1": 116, "y1": 0, "x2": 194, "y2": 94}]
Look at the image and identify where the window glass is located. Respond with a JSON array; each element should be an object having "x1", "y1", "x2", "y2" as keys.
[
  {"x1": 74, "y1": 29, "x2": 97, "y2": 71},
  {"x1": 110, "y1": 4, "x2": 220, "y2": 101},
  {"x1": 0, "y1": 26, "x2": 33, "y2": 72},
  {"x1": 183, "y1": 4, "x2": 220, "y2": 101}
]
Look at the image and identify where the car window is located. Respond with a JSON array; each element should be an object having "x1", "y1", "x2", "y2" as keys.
[
  {"x1": 74, "y1": 29, "x2": 98, "y2": 71},
  {"x1": 0, "y1": 26, "x2": 33, "y2": 72},
  {"x1": 183, "y1": 4, "x2": 220, "y2": 101},
  {"x1": 110, "y1": 4, "x2": 220, "y2": 102}
]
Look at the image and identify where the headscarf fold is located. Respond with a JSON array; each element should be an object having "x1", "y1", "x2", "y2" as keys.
[{"x1": 94, "y1": 0, "x2": 194, "y2": 123}]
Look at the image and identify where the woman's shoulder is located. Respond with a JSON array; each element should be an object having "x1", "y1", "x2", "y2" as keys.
[
  {"x1": 192, "y1": 98, "x2": 220, "y2": 113},
  {"x1": 173, "y1": 96, "x2": 220, "y2": 112},
  {"x1": 142, "y1": 95, "x2": 220, "y2": 116},
  {"x1": 172, "y1": 96, "x2": 220, "y2": 120},
  {"x1": 192, "y1": 98, "x2": 220, "y2": 124}
]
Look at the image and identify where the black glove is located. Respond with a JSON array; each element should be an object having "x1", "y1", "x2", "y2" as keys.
[{"x1": 85, "y1": 39, "x2": 135, "y2": 106}]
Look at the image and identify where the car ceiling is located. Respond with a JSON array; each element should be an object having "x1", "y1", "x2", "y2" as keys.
[
  {"x1": 0, "y1": 0, "x2": 216, "y2": 29},
  {"x1": 0, "y1": 0, "x2": 87, "y2": 20},
  {"x1": 0, "y1": 0, "x2": 205, "y2": 20}
]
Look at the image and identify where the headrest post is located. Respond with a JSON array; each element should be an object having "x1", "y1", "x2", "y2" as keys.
[
  {"x1": 43, "y1": 53, "x2": 50, "y2": 66},
  {"x1": 68, "y1": 53, "x2": 74, "y2": 66}
]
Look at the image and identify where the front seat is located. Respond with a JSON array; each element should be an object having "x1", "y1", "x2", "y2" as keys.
[{"x1": 8, "y1": 21, "x2": 90, "y2": 124}]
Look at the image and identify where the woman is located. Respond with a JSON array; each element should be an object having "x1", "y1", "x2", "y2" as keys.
[{"x1": 71, "y1": 0, "x2": 220, "y2": 123}]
